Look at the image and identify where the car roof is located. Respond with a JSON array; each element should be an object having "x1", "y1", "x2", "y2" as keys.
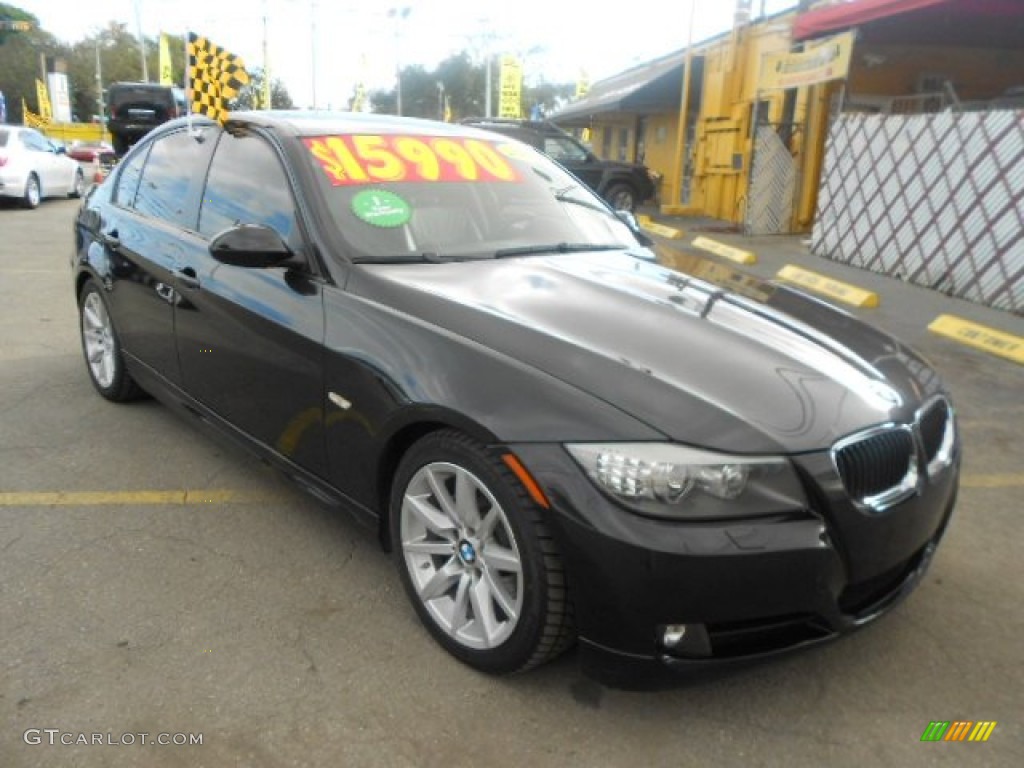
[{"x1": 224, "y1": 111, "x2": 505, "y2": 140}]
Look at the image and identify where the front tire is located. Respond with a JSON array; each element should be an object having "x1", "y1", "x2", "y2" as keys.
[
  {"x1": 23, "y1": 173, "x2": 41, "y2": 209},
  {"x1": 70, "y1": 168, "x2": 85, "y2": 198},
  {"x1": 78, "y1": 281, "x2": 144, "y2": 402},
  {"x1": 391, "y1": 430, "x2": 574, "y2": 674}
]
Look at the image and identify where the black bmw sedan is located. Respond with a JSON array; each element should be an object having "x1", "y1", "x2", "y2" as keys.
[{"x1": 73, "y1": 112, "x2": 959, "y2": 681}]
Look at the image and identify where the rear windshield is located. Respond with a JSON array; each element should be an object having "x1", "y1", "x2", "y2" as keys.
[{"x1": 109, "y1": 86, "x2": 173, "y2": 107}]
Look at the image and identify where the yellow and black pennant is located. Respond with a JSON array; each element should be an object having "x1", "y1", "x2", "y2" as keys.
[{"x1": 187, "y1": 32, "x2": 250, "y2": 124}]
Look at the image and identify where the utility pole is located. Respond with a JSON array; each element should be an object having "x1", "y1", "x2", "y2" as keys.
[
  {"x1": 95, "y1": 38, "x2": 105, "y2": 123},
  {"x1": 485, "y1": 55, "x2": 492, "y2": 118},
  {"x1": 388, "y1": 7, "x2": 410, "y2": 116},
  {"x1": 133, "y1": 0, "x2": 148, "y2": 81},
  {"x1": 310, "y1": 1, "x2": 317, "y2": 108}
]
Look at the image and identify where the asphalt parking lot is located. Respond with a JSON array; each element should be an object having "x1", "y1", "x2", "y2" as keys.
[{"x1": 1, "y1": 198, "x2": 1022, "y2": 767}]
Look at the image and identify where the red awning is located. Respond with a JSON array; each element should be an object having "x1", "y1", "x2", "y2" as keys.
[{"x1": 793, "y1": 0, "x2": 1024, "y2": 41}]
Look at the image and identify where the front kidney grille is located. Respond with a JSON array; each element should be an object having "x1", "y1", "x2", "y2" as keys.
[{"x1": 834, "y1": 427, "x2": 915, "y2": 506}]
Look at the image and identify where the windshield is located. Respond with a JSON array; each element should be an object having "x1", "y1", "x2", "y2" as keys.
[{"x1": 301, "y1": 133, "x2": 640, "y2": 262}]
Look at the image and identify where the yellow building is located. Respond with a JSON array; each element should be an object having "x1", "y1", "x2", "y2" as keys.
[{"x1": 552, "y1": 0, "x2": 1024, "y2": 235}]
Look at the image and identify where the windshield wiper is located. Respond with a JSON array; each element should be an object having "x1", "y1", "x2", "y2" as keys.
[
  {"x1": 353, "y1": 252, "x2": 449, "y2": 264},
  {"x1": 554, "y1": 186, "x2": 611, "y2": 215},
  {"x1": 493, "y1": 243, "x2": 626, "y2": 259}
]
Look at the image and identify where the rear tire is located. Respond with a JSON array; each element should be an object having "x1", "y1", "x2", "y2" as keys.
[
  {"x1": 390, "y1": 430, "x2": 574, "y2": 674},
  {"x1": 78, "y1": 281, "x2": 145, "y2": 402},
  {"x1": 112, "y1": 134, "x2": 130, "y2": 158},
  {"x1": 23, "y1": 174, "x2": 41, "y2": 209}
]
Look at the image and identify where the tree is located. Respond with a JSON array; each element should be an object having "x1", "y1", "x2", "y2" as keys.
[
  {"x1": 63, "y1": 24, "x2": 178, "y2": 122},
  {"x1": 232, "y1": 67, "x2": 296, "y2": 111},
  {"x1": 0, "y1": 4, "x2": 63, "y2": 124},
  {"x1": 369, "y1": 52, "x2": 572, "y2": 122}
]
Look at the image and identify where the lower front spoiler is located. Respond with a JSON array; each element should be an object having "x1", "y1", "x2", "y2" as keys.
[{"x1": 579, "y1": 538, "x2": 940, "y2": 690}]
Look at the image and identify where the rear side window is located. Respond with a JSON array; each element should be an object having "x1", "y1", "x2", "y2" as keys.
[
  {"x1": 199, "y1": 132, "x2": 299, "y2": 247},
  {"x1": 132, "y1": 128, "x2": 217, "y2": 229},
  {"x1": 0, "y1": 130, "x2": 8, "y2": 147},
  {"x1": 20, "y1": 130, "x2": 50, "y2": 152},
  {"x1": 113, "y1": 145, "x2": 149, "y2": 207}
]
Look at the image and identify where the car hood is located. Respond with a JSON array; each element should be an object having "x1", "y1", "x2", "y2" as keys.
[{"x1": 355, "y1": 250, "x2": 943, "y2": 453}]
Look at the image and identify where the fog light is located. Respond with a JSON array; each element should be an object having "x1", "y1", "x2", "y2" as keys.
[
  {"x1": 658, "y1": 623, "x2": 712, "y2": 657},
  {"x1": 663, "y1": 624, "x2": 688, "y2": 648}
]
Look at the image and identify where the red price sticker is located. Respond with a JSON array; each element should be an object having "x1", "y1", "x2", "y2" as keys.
[{"x1": 304, "y1": 135, "x2": 521, "y2": 186}]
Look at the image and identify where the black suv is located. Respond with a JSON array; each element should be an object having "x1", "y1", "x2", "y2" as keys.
[
  {"x1": 107, "y1": 83, "x2": 184, "y2": 156},
  {"x1": 461, "y1": 118, "x2": 657, "y2": 211}
]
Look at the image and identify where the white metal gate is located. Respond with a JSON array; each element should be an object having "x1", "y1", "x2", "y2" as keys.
[
  {"x1": 745, "y1": 126, "x2": 796, "y2": 235},
  {"x1": 812, "y1": 111, "x2": 1024, "y2": 315}
]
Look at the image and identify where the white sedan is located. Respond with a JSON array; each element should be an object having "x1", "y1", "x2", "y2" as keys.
[{"x1": 0, "y1": 126, "x2": 85, "y2": 209}]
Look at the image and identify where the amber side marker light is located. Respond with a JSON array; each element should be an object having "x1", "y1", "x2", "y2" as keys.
[{"x1": 502, "y1": 454, "x2": 551, "y2": 509}]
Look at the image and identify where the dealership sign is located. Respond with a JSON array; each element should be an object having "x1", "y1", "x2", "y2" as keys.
[{"x1": 759, "y1": 31, "x2": 854, "y2": 91}]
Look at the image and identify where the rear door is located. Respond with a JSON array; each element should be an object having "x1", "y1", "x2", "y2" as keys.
[
  {"x1": 102, "y1": 127, "x2": 217, "y2": 384},
  {"x1": 175, "y1": 128, "x2": 328, "y2": 477}
]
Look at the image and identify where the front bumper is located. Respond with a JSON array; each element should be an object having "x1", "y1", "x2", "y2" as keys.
[{"x1": 511, "y1": 443, "x2": 959, "y2": 684}]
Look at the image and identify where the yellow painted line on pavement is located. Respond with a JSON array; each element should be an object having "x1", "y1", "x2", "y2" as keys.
[
  {"x1": 3, "y1": 474, "x2": 1023, "y2": 507},
  {"x1": 960, "y1": 474, "x2": 1024, "y2": 489},
  {"x1": 776, "y1": 265, "x2": 879, "y2": 308},
  {"x1": 928, "y1": 314, "x2": 1024, "y2": 365},
  {"x1": 636, "y1": 215, "x2": 684, "y2": 239},
  {"x1": 0, "y1": 490, "x2": 280, "y2": 506},
  {"x1": 691, "y1": 236, "x2": 756, "y2": 265}
]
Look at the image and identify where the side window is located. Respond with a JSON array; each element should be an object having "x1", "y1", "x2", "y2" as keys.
[
  {"x1": 199, "y1": 132, "x2": 300, "y2": 248},
  {"x1": 544, "y1": 137, "x2": 588, "y2": 163},
  {"x1": 113, "y1": 145, "x2": 149, "y2": 208},
  {"x1": 21, "y1": 131, "x2": 48, "y2": 152},
  {"x1": 133, "y1": 129, "x2": 216, "y2": 229}
]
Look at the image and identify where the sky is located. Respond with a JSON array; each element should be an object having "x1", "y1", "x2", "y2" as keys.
[{"x1": 15, "y1": 0, "x2": 797, "y2": 109}]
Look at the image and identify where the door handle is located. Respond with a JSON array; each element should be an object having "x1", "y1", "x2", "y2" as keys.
[{"x1": 177, "y1": 266, "x2": 200, "y2": 291}]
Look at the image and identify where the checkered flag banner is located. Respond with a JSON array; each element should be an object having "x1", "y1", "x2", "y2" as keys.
[{"x1": 187, "y1": 32, "x2": 250, "y2": 124}]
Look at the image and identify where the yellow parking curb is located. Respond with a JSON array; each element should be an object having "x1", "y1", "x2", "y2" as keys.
[
  {"x1": 691, "y1": 236, "x2": 756, "y2": 265},
  {"x1": 776, "y1": 265, "x2": 879, "y2": 308},
  {"x1": 928, "y1": 314, "x2": 1024, "y2": 365},
  {"x1": 636, "y1": 215, "x2": 684, "y2": 239}
]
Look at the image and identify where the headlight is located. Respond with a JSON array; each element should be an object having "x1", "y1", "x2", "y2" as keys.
[{"x1": 565, "y1": 443, "x2": 808, "y2": 520}]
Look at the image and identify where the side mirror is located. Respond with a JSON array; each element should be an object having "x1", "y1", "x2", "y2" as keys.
[{"x1": 209, "y1": 224, "x2": 294, "y2": 268}]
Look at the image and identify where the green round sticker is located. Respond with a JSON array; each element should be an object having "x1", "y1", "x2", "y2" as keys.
[{"x1": 351, "y1": 189, "x2": 412, "y2": 228}]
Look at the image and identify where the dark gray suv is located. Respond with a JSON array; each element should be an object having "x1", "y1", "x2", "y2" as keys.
[
  {"x1": 461, "y1": 118, "x2": 657, "y2": 211},
  {"x1": 107, "y1": 83, "x2": 184, "y2": 156}
]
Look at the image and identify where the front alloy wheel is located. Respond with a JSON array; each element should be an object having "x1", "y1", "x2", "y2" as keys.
[
  {"x1": 392, "y1": 431, "x2": 573, "y2": 674},
  {"x1": 401, "y1": 461, "x2": 524, "y2": 650}
]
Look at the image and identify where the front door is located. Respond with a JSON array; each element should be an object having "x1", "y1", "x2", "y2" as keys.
[{"x1": 175, "y1": 129, "x2": 328, "y2": 477}]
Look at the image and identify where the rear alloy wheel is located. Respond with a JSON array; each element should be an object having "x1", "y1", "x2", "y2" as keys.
[
  {"x1": 70, "y1": 168, "x2": 85, "y2": 198},
  {"x1": 391, "y1": 430, "x2": 573, "y2": 674},
  {"x1": 79, "y1": 281, "x2": 144, "y2": 402},
  {"x1": 604, "y1": 182, "x2": 637, "y2": 212},
  {"x1": 23, "y1": 173, "x2": 41, "y2": 209}
]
